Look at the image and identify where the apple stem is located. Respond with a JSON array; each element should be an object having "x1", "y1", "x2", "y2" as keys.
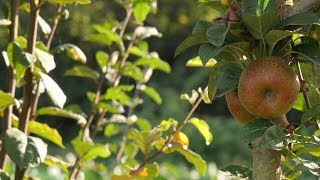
[{"x1": 295, "y1": 60, "x2": 320, "y2": 129}]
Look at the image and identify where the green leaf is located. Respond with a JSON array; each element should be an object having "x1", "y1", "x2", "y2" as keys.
[
  {"x1": 27, "y1": 121, "x2": 64, "y2": 148},
  {"x1": 136, "y1": 118, "x2": 151, "y2": 131},
  {"x1": 294, "y1": 41, "x2": 320, "y2": 65},
  {"x1": 277, "y1": 12, "x2": 320, "y2": 29},
  {"x1": 0, "y1": 171, "x2": 10, "y2": 180},
  {"x1": 192, "y1": 20, "x2": 212, "y2": 34},
  {"x1": 4, "y1": 128, "x2": 47, "y2": 168},
  {"x1": 86, "y1": 32, "x2": 119, "y2": 47},
  {"x1": 158, "y1": 118, "x2": 178, "y2": 131},
  {"x1": 133, "y1": 3, "x2": 151, "y2": 23},
  {"x1": 37, "y1": 71, "x2": 66, "y2": 108},
  {"x1": 199, "y1": 43, "x2": 224, "y2": 64},
  {"x1": 264, "y1": 30, "x2": 293, "y2": 54},
  {"x1": 239, "y1": 118, "x2": 273, "y2": 143},
  {"x1": 95, "y1": 51, "x2": 109, "y2": 73},
  {"x1": 128, "y1": 128, "x2": 162, "y2": 154},
  {"x1": 242, "y1": 11, "x2": 277, "y2": 39},
  {"x1": 0, "y1": 91, "x2": 15, "y2": 110},
  {"x1": 296, "y1": 147, "x2": 320, "y2": 157},
  {"x1": 301, "y1": 104, "x2": 320, "y2": 125},
  {"x1": 208, "y1": 62, "x2": 242, "y2": 98},
  {"x1": 35, "y1": 48, "x2": 55, "y2": 73},
  {"x1": 104, "y1": 86, "x2": 134, "y2": 105},
  {"x1": 104, "y1": 124, "x2": 120, "y2": 137},
  {"x1": 220, "y1": 165, "x2": 252, "y2": 179},
  {"x1": 189, "y1": 118, "x2": 213, "y2": 145},
  {"x1": 292, "y1": 93, "x2": 305, "y2": 111},
  {"x1": 173, "y1": 144, "x2": 207, "y2": 175},
  {"x1": 121, "y1": 62, "x2": 143, "y2": 81},
  {"x1": 98, "y1": 100, "x2": 125, "y2": 114},
  {"x1": 44, "y1": 155, "x2": 69, "y2": 172},
  {"x1": 65, "y1": 65, "x2": 99, "y2": 81},
  {"x1": 135, "y1": 57, "x2": 171, "y2": 73},
  {"x1": 54, "y1": 0, "x2": 91, "y2": 4},
  {"x1": 7, "y1": 42, "x2": 36, "y2": 80},
  {"x1": 71, "y1": 135, "x2": 93, "y2": 156},
  {"x1": 37, "y1": 107, "x2": 87, "y2": 125},
  {"x1": 145, "y1": 162, "x2": 159, "y2": 177},
  {"x1": 206, "y1": 25, "x2": 229, "y2": 47},
  {"x1": 141, "y1": 85, "x2": 162, "y2": 104},
  {"x1": 242, "y1": 0, "x2": 275, "y2": 15},
  {"x1": 80, "y1": 144, "x2": 111, "y2": 164},
  {"x1": 55, "y1": 44, "x2": 87, "y2": 64},
  {"x1": 258, "y1": 125, "x2": 287, "y2": 150},
  {"x1": 174, "y1": 31, "x2": 208, "y2": 57}
]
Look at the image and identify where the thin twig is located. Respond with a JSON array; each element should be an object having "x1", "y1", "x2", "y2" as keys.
[
  {"x1": 0, "y1": 0, "x2": 20, "y2": 169},
  {"x1": 15, "y1": 0, "x2": 40, "y2": 179},
  {"x1": 90, "y1": 110, "x2": 107, "y2": 139}
]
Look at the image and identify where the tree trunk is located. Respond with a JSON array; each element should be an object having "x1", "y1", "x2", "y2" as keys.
[{"x1": 252, "y1": 138, "x2": 282, "y2": 180}]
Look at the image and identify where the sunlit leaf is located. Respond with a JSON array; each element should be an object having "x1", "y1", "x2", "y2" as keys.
[
  {"x1": 121, "y1": 62, "x2": 143, "y2": 81},
  {"x1": 186, "y1": 56, "x2": 217, "y2": 67},
  {"x1": 104, "y1": 124, "x2": 120, "y2": 137},
  {"x1": 133, "y1": 2, "x2": 150, "y2": 23},
  {"x1": 0, "y1": 19, "x2": 11, "y2": 26},
  {"x1": 38, "y1": 16, "x2": 51, "y2": 35},
  {"x1": 239, "y1": 118, "x2": 273, "y2": 143},
  {"x1": 135, "y1": 57, "x2": 171, "y2": 73},
  {"x1": 173, "y1": 144, "x2": 207, "y2": 175},
  {"x1": 37, "y1": 107, "x2": 87, "y2": 125},
  {"x1": 35, "y1": 48, "x2": 55, "y2": 73},
  {"x1": 37, "y1": 71, "x2": 66, "y2": 108},
  {"x1": 128, "y1": 128, "x2": 162, "y2": 154},
  {"x1": 189, "y1": 118, "x2": 213, "y2": 145},
  {"x1": 159, "y1": 118, "x2": 178, "y2": 131},
  {"x1": 172, "y1": 132, "x2": 189, "y2": 147},
  {"x1": 0, "y1": 91, "x2": 15, "y2": 110},
  {"x1": 27, "y1": 121, "x2": 64, "y2": 148},
  {"x1": 140, "y1": 85, "x2": 162, "y2": 104},
  {"x1": 134, "y1": 26, "x2": 162, "y2": 39},
  {"x1": 80, "y1": 144, "x2": 111, "y2": 163},
  {"x1": 44, "y1": 155, "x2": 69, "y2": 172},
  {"x1": 96, "y1": 51, "x2": 109, "y2": 73},
  {"x1": 103, "y1": 85, "x2": 134, "y2": 105},
  {"x1": 136, "y1": 118, "x2": 151, "y2": 131},
  {"x1": 55, "y1": 44, "x2": 87, "y2": 64},
  {"x1": 65, "y1": 65, "x2": 99, "y2": 82},
  {"x1": 4, "y1": 128, "x2": 47, "y2": 168}
]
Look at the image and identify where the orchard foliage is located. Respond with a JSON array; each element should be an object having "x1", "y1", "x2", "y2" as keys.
[
  {"x1": 176, "y1": 0, "x2": 320, "y2": 179},
  {"x1": 0, "y1": 0, "x2": 214, "y2": 179}
]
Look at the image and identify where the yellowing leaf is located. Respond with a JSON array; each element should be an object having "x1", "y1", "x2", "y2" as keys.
[
  {"x1": 172, "y1": 132, "x2": 189, "y2": 147},
  {"x1": 221, "y1": 0, "x2": 229, "y2": 5},
  {"x1": 111, "y1": 175, "x2": 131, "y2": 180}
]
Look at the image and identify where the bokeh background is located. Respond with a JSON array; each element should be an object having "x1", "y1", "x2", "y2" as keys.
[{"x1": 0, "y1": 0, "x2": 316, "y2": 179}]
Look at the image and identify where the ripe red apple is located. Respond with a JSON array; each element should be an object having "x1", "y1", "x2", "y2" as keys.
[
  {"x1": 238, "y1": 57, "x2": 300, "y2": 119},
  {"x1": 225, "y1": 89, "x2": 256, "y2": 124}
]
